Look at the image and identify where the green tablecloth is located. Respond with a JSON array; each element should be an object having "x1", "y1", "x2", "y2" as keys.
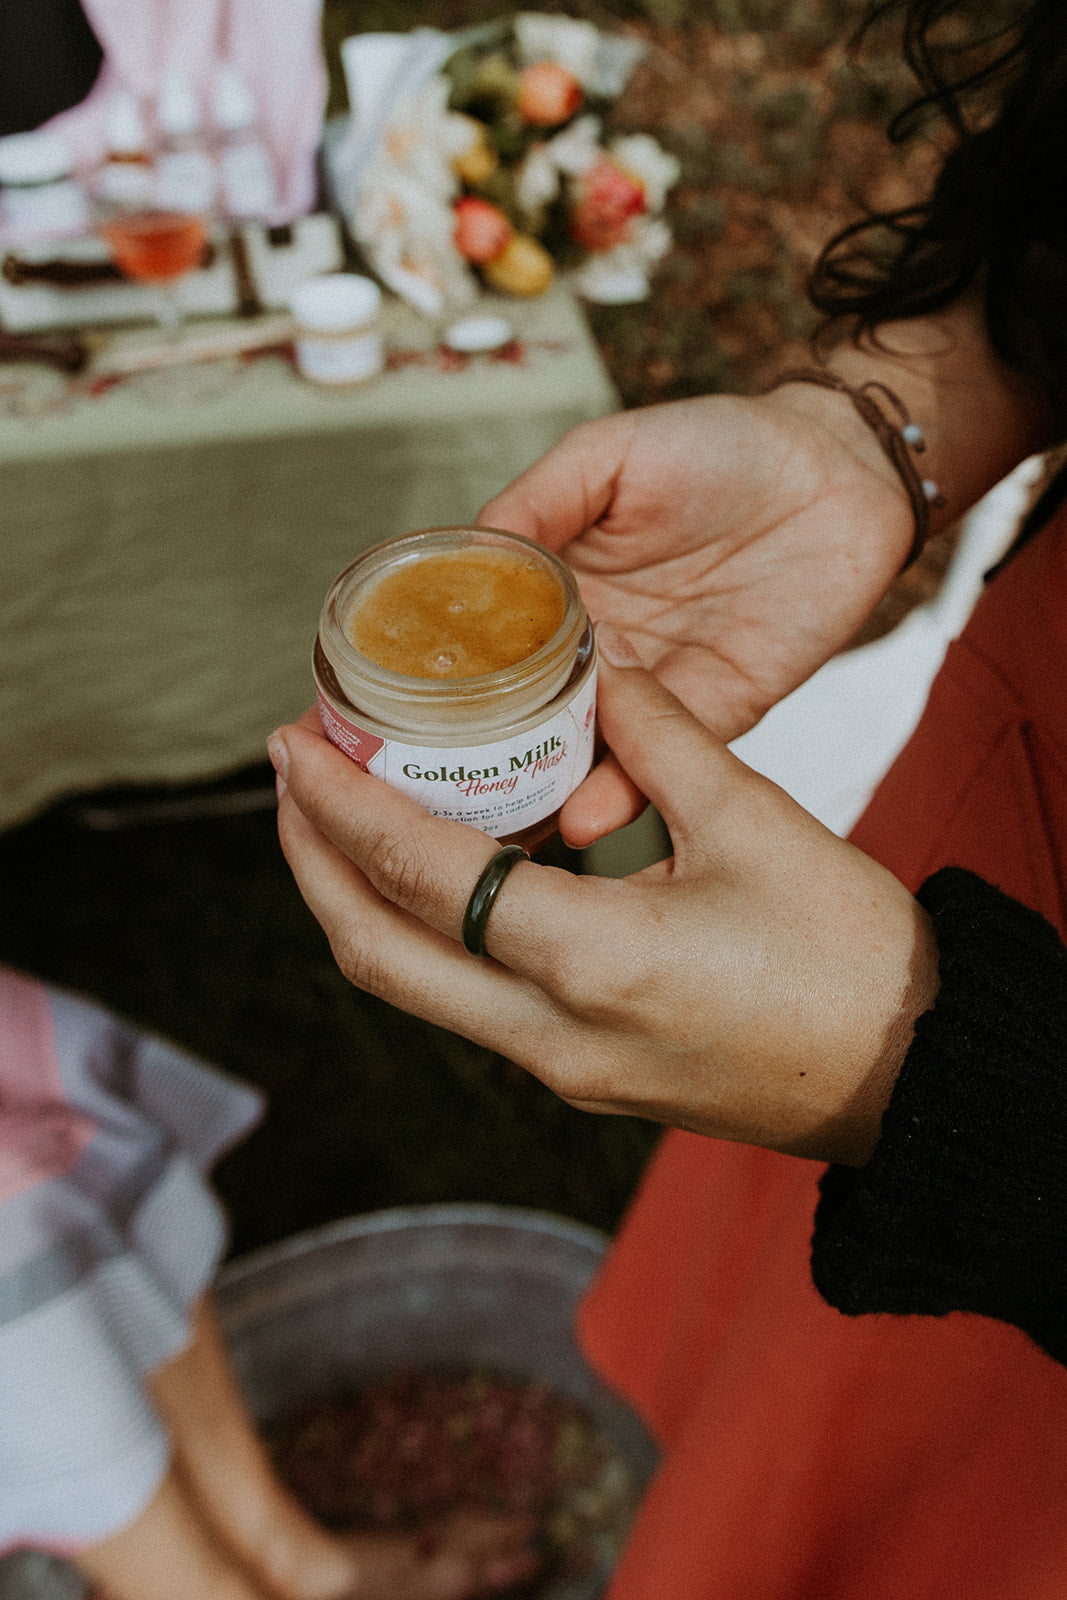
[{"x1": 0, "y1": 285, "x2": 618, "y2": 830}]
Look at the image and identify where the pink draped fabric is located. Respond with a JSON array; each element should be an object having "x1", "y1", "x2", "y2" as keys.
[
  {"x1": 0, "y1": 968, "x2": 94, "y2": 1206},
  {"x1": 0, "y1": 972, "x2": 262, "y2": 1550},
  {"x1": 43, "y1": 0, "x2": 326, "y2": 223}
]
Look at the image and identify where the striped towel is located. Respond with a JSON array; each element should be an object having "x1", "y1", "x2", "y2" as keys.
[{"x1": 0, "y1": 966, "x2": 262, "y2": 1553}]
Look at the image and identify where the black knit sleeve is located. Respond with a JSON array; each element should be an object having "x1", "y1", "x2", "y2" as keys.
[{"x1": 811, "y1": 866, "x2": 1067, "y2": 1366}]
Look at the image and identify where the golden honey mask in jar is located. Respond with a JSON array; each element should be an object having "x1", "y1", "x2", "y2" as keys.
[{"x1": 315, "y1": 527, "x2": 597, "y2": 844}]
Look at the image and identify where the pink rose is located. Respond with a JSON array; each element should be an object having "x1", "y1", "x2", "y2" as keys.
[
  {"x1": 453, "y1": 196, "x2": 513, "y2": 264},
  {"x1": 516, "y1": 62, "x2": 583, "y2": 127},
  {"x1": 569, "y1": 157, "x2": 647, "y2": 252}
]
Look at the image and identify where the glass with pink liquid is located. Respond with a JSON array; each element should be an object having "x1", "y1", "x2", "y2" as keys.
[{"x1": 99, "y1": 209, "x2": 207, "y2": 334}]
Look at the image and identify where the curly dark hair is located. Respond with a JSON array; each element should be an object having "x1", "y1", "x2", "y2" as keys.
[{"x1": 810, "y1": 0, "x2": 1067, "y2": 410}]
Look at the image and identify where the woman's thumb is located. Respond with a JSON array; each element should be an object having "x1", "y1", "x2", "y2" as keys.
[{"x1": 594, "y1": 623, "x2": 749, "y2": 840}]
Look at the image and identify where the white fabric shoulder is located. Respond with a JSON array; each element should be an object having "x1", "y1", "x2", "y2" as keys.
[{"x1": 730, "y1": 456, "x2": 1046, "y2": 837}]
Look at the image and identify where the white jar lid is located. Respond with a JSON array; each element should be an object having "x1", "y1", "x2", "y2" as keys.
[
  {"x1": 290, "y1": 273, "x2": 382, "y2": 332},
  {"x1": 443, "y1": 314, "x2": 514, "y2": 353},
  {"x1": 0, "y1": 130, "x2": 74, "y2": 186}
]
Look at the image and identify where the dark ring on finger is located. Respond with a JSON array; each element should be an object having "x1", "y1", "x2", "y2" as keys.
[{"x1": 462, "y1": 844, "x2": 529, "y2": 957}]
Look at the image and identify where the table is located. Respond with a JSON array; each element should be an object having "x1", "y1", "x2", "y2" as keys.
[{"x1": 0, "y1": 284, "x2": 618, "y2": 831}]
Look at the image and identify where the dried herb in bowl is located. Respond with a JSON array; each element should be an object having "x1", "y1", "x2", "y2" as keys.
[{"x1": 267, "y1": 1368, "x2": 640, "y2": 1596}]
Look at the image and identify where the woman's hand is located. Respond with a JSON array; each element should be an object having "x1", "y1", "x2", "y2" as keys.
[
  {"x1": 271, "y1": 630, "x2": 939, "y2": 1168},
  {"x1": 482, "y1": 392, "x2": 917, "y2": 741},
  {"x1": 478, "y1": 389, "x2": 916, "y2": 843},
  {"x1": 478, "y1": 296, "x2": 1053, "y2": 847}
]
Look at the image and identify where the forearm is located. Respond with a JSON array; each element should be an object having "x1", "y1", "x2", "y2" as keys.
[
  {"x1": 771, "y1": 293, "x2": 1059, "y2": 564},
  {"x1": 812, "y1": 868, "x2": 1067, "y2": 1365}
]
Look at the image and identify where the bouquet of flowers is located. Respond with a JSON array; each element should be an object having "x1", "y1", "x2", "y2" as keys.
[{"x1": 331, "y1": 14, "x2": 681, "y2": 315}]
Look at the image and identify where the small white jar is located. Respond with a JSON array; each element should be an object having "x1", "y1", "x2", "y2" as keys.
[
  {"x1": 0, "y1": 131, "x2": 90, "y2": 243},
  {"x1": 315, "y1": 527, "x2": 597, "y2": 847},
  {"x1": 289, "y1": 273, "x2": 384, "y2": 386}
]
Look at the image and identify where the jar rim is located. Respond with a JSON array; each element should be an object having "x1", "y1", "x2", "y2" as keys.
[{"x1": 320, "y1": 525, "x2": 585, "y2": 699}]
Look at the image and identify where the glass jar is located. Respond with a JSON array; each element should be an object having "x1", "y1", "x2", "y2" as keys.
[
  {"x1": 289, "y1": 273, "x2": 384, "y2": 387},
  {"x1": 315, "y1": 526, "x2": 596, "y2": 848}
]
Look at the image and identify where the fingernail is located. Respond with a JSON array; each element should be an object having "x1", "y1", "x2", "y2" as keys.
[
  {"x1": 596, "y1": 621, "x2": 641, "y2": 668},
  {"x1": 267, "y1": 734, "x2": 289, "y2": 791}
]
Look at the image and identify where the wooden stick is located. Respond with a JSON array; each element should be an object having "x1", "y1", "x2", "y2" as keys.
[{"x1": 89, "y1": 314, "x2": 296, "y2": 375}]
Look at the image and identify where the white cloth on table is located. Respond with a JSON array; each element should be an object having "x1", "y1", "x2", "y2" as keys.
[{"x1": 0, "y1": 967, "x2": 262, "y2": 1553}]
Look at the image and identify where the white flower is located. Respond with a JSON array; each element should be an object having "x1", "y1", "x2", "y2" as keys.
[
  {"x1": 341, "y1": 70, "x2": 487, "y2": 316},
  {"x1": 570, "y1": 216, "x2": 672, "y2": 304},
  {"x1": 609, "y1": 134, "x2": 680, "y2": 213},
  {"x1": 571, "y1": 245, "x2": 650, "y2": 304},
  {"x1": 588, "y1": 33, "x2": 646, "y2": 99},
  {"x1": 514, "y1": 115, "x2": 603, "y2": 221},
  {"x1": 515, "y1": 12, "x2": 645, "y2": 97},
  {"x1": 515, "y1": 144, "x2": 560, "y2": 214},
  {"x1": 515, "y1": 13, "x2": 601, "y2": 86},
  {"x1": 546, "y1": 114, "x2": 602, "y2": 178},
  {"x1": 631, "y1": 214, "x2": 673, "y2": 266},
  {"x1": 381, "y1": 77, "x2": 469, "y2": 202},
  {"x1": 443, "y1": 109, "x2": 487, "y2": 165},
  {"x1": 354, "y1": 155, "x2": 476, "y2": 318}
]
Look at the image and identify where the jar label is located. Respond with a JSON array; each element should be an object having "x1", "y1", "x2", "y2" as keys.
[{"x1": 317, "y1": 666, "x2": 597, "y2": 837}]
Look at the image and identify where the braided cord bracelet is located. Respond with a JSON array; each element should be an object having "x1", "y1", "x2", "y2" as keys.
[{"x1": 765, "y1": 366, "x2": 945, "y2": 568}]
